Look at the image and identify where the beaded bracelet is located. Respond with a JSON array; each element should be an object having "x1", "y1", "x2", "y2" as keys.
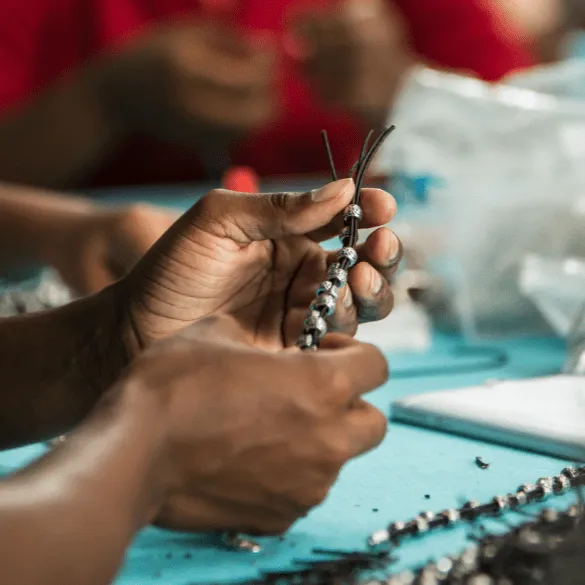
[
  {"x1": 296, "y1": 126, "x2": 396, "y2": 352},
  {"x1": 368, "y1": 465, "x2": 585, "y2": 548}
]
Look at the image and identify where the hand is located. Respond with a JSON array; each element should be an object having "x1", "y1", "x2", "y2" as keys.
[
  {"x1": 52, "y1": 204, "x2": 178, "y2": 295},
  {"x1": 291, "y1": 0, "x2": 413, "y2": 127},
  {"x1": 120, "y1": 179, "x2": 401, "y2": 354},
  {"x1": 120, "y1": 315, "x2": 389, "y2": 534},
  {"x1": 101, "y1": 23, "x2": 276, "y2": 148}
]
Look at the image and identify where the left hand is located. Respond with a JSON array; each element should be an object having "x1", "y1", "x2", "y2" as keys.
[
  {"x1": 53, "y1": 204, "x2": 179, "y2": 295},
  {"x1": 290, "y1": 0, "x2": 413, "y2": 127},
  {"x1": 120, "y1": 179, "x2": 402, "y2": 354}
]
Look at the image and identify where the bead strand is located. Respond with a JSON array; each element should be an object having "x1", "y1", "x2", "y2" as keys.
[
  {"x1": 368, "y1": 466, "x2": 584, "y2": 548},
  {"x1": 297, "y1": 127, "x2": 395, "y2": 353}
]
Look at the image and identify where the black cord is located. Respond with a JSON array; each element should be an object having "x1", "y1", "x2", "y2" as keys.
[{"x1": 320, "y1": 130, "x2": 338, "y2": 181}]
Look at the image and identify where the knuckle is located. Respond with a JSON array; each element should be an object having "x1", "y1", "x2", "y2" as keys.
[{"x1": 368, "y1": 407, "x2": 389, "y2": 444}]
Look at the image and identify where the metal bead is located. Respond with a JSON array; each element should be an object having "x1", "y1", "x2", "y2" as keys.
[
  {"x1": 312, "y1": 293, "x2": 337, "y2": 316},
  {"x1": 518, "y1": 483, "x2": 536, "y2": 495},
  {"x1": 492, "y1": 495, "x2": 508, "y2": 513},
  {"x1": 328, "y1": 263, "x2": 348, "y2": 287},
  {"x1": 368, "y1": 529, "x2": 390, "y2": 547},
  {"x1": 536, "y1": 477, "x2": 554, "y2": 500},
  {"x1": 413, "y1": 516, "x2": 429, "y2": 534},
  {"x1": 296, "y1": 333, "x2": 314, "y2": 349},
  {"x1": 440, "y1": 508, "x2": 460, "y2": 525},
  {"x1": 419, "y1": 511, "x2": 435, "y2": 522},
  {"x1": 513, "y1": 491, "x2": 528, "y2": 506},
  {"x1": 562, "y1": 466, "x2": 579, "y2": 480},
  {"x1": 462, "y1": 500, "x2": 480, "y2": 511},
  {"x1": 553, "y1": 474, "x2": 571, "y2": 494},
  {"x1": 344, "y1": 204, "x2": 363, "y2": 222},
  {"x1": 389, "y1": 520, "x2": 406, "y2": 537},
  {"x1": 540, "y1": 508, "x2": 559, "y2": 523},
  {"x1": 316, "y1": 280, "x2": 340, "y2": 300},
  {"x1": 339, "y1": 226, "x2": 351, "y2": 245},
  {"x1": 337, "y1": 247, "x2": 358, "y2": 268},
  {"x1": 303, "y1": 315, "x2": 327, "y2": 339},
  {"x1": 436, "y1": 558, "x2": 453, "y2": 576}
]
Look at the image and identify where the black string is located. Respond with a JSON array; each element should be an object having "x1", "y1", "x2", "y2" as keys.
[{"x1": 320, "y1": 130, "x2": 338, "y2": 181}]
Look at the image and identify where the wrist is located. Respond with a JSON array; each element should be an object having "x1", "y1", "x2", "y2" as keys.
[{"x1": 103, "y1": 370, "x2": 174, "y2": 527}]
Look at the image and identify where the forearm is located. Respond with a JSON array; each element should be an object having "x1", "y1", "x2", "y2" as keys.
[
  {"x1": 0, "y1": 285, "x2": 131, "y2": 449},
  {"x1": 0, "y1": 61, "x2": 122, "y2": 189},
  {"x1": 0, "y1": 378, "x2": 168, "y2": 585},
  {"x1": 0, "y1": 183, "x2": 97, "y2": 273}
]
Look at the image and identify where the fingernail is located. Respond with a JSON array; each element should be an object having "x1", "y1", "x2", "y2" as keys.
[
  {"x1": 370, "y1": 270, "x2": 383, "y2": 295},
  {"x1": 311, "y1": 178, "x2": 355, "y2": 202},
  {"x1": 343, "y1": 286, "x2": 354, "y2": 308},
  {"x1": 386, "y1": 232, "x2": 402, "y2": 268}
]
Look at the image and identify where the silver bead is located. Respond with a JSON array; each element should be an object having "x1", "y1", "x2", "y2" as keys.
[
  {"x1": 436, "y1": 558, "x2": 453, "y2": 576},
  {"x1": 312, "y1": 293, "x2": 337, "y2": 316},
  {"x1": 553, "y1": 474, "x2": 571, "y2": 494},
  {"x1": 440, "y1": 508, "x2": 460, "y2": 525},
  {"x1": 296, "y1": 333, "x2": 314, "y2": 349},
  {"x1": 514, "y1": 491, "x2": 528, "y2": 506},
  {"x1": 344, "y1": 204, "x2": 363, "y2": 222},
  {"x1": 303, "y1": 315, "x2": 327, "y2": 339},
  {"x1": 413, "y1": 516, "x2": 429, "y2": 534},
  {"x1": 562, "y1": 466, "x2": 578, "y2": 480},
  {"x1": 536, "y1": 477, "x2": 554, "y2": 500},
  {"x1": 389, "y1": 520, "x2": 406, "y2": 537},
  {"x1": 328, "y1": 263, "x2": 348, "y2": 286},
  {"x1": 492, "y1": 495, "x2": 508, "y2": 513},
  {"x1": 540, "y1": 508, "x2": 559, "y2": 523},
  {"x1": 337, "y1": 247, "x2": 358, "y2": 268},
  {"x1": 339, "y1": 226, "x2": 351, "y2": 245},
  {"x1": 518, "y1": 483, "x2": 536, "y2": 494},
  {"x1": 316, "y1": 280, "x2": 340, "y2": 299},
  {"x1": 368, "y1": 529, "x2": 390, "y2": 547},
  {"x1": 462, "y1": 500, "x2": 480, "y2": 511},
  {"x1": 419, "y1": 511, "x2": 435, "y2": 522}
]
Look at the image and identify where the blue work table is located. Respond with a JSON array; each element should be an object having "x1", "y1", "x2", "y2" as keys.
[{"x1": 0, "y1": 182, "x2": 574, "y2": 584}]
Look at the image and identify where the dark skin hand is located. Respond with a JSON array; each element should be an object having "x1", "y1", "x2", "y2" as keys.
[
  {"x1": 124, "y1": 178, "x2": 401, "y2": 353},
  {"x1": 0, "y1": 180, "x2": 400, "y2": 447},
  {"x1": 0, "y1": 23, "x2": 274, "y2": 187},
  {"x1": 291, "y1": 0, "x2": 414, "y2": 128},
  {"x1": 0, "y1": 316, "x2": 389, "y2": 585}
]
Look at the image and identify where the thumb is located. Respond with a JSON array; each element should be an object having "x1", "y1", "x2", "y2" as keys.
[{"x1": 193, "y1": 178, "x2": 355, "y2": 244}]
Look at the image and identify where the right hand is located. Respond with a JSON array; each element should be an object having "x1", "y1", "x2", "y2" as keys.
[
  {"x1": 100, "y1": 23, "x2": 275, "y2": 147},
  {"x1": 123, "y1": 315, "x2": 388, "y2": 535}
]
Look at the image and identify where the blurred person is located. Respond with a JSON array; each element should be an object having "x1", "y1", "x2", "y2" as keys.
[
  {"x1": 0, "y1": 0, "x2": 535, "y2": 189},
  {"x1": 0, "y1": 179, "x2": 397, "y2": 583},
  {"x1": 0, "y1": 182, "x2": 178, "y2": 295}
]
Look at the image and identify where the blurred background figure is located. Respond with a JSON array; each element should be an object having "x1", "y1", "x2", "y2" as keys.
[{"x1": 0, "y1": 0, "x2": 535, "y2": 189}]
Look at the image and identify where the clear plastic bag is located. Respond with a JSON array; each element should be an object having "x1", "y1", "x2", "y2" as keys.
[{"x1": 374, "y1": 66, "x2": 585, "y2": 338}]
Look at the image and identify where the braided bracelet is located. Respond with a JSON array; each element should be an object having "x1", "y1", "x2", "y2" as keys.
[{"x1": 368, "y1": 465, "x2": 584, "y2": 548}]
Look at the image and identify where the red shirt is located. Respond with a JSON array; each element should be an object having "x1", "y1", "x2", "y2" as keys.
[{"x1": 0, "y1": 0, "x2": 534, "y2": 186}]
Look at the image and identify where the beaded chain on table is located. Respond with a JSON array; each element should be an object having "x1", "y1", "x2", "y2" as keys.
[
  {"x1": 223, "y1": 127, "x2": 396, "y2": 553},
  {"x1": 219, "y1": 465, "x2": 585, "y2": 584}
]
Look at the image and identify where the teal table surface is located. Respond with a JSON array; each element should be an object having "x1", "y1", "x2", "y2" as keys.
[{"x1": 0, "y1": 183, "x2": 575, "y2": 584}]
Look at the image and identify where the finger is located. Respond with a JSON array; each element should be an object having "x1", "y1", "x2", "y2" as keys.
[
  {"x1": 316, "y1": 337, "x2": 389, "y2": 399},
  {"x1": 348, "y1": 261, "x2": 394, "y2": 324},
  {"x1": 309, "y1": 188, "x2": 396, "y2": 243},
  {"x1": 326, "y1": 285, "x2": 358, "y2": 336},
  {"x1": 191, "y1": 179, "x2": 355, "y2": 244},
  {"x1": 343, "y1": 402, "x2": 388, "y2": 457}
]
